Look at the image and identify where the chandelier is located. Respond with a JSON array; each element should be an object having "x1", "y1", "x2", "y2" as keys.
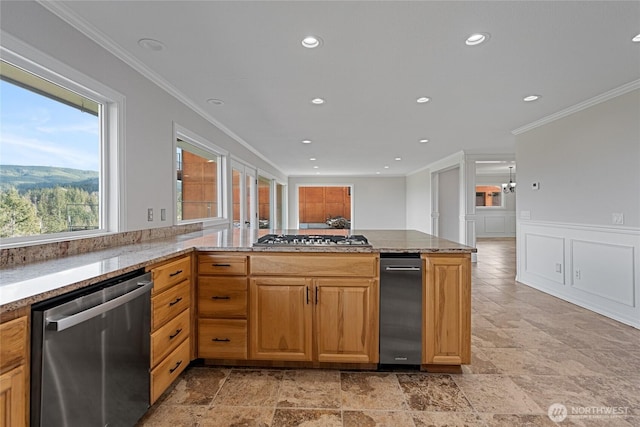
[{"x1": 502, "y1": 166, "x2": 516, "y2": 193}]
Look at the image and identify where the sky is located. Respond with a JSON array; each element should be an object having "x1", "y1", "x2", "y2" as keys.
[{"x1": 0, "y1": 79, "x2": 100, "y2": 171}]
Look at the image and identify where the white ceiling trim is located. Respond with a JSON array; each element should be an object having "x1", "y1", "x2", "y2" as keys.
[
  {"x1": 512, "y1": 79, "x2": 640, "y2": 136},
  {"x1": 36, "y1": 0, "x2": 285, "y2": 176}
]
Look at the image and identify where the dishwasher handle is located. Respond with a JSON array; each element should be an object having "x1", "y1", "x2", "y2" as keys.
[
  {"x1": 47, "y1": 281, "x2": 153, "y2": 332},
  {"x1": 384, "y1": 266, "x2": 421, "y2": 271}
]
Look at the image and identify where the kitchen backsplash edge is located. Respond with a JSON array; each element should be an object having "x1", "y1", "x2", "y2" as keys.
[{"x1": 0, "y1": 223, "x2": 203, "y2": 268}]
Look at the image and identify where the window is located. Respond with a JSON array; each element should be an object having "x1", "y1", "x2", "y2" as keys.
[
  {"x1": 258, "y1": 175, "x2": 272, "y2": 229},
  {"x1": 0, "y1": 44, "x2": 121, "y2": 245},
  {"x1": 175, "y1": 127, "x2": 226, "y2": 224},
  {"x1": 475, "y1": 185, "x2": 503, "y2": 207}
]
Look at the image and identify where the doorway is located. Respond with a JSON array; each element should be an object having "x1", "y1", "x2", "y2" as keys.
[{"x1": 298, "y1": 186, "x2": 352, "y2": 229}]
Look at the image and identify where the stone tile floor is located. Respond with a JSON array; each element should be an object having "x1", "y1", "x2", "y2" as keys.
[{"x1": 137, "y1": 239, "x2": 640, "y2": 426}]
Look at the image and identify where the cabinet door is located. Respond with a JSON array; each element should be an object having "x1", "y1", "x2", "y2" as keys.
[
  {"x1": 0, "y1": 365, "x2": 26, "y2": 427},
  {"x1": 423, "y1": 255, "x2": 471, "y2": 365},
  {"x1": 314, "y1": 278, "x2": 378, "y2": 363},
  {"x1": 249, "y1": 278, "x2": 312, "y2": 361}
]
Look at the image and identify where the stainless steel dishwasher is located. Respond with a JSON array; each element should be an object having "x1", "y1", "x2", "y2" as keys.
[
  {"x1": 379, "y1": 254, "x2": 423, "y2": 366},
  {"x1": 31, "y1": 269, "x2": 153, "y2": 427}
]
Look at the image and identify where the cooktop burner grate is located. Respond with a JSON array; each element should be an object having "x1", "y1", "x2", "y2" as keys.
[{"x1": 254, "y1": 234, "x2": 370, "y2": 247}]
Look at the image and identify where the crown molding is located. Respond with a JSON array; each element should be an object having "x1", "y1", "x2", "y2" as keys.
[
  {"x1": 512, "y1": 79, "x2": 640, "y2": 135},
  {"x1": 36, "y1": 0, "x2": 286, "y2": 176}
]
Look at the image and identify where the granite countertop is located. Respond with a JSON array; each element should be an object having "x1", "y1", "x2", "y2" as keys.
[{"x1": 0, "y1": 228, "x2": 475, "y2": 313}]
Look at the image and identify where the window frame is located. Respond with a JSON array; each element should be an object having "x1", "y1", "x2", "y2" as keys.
[
  {"x1": 173, "y1": 123, "x2": 228, "y2": 228},
  {"x1": 0, "y1": 33, "x2": 124, "y2": 247}
]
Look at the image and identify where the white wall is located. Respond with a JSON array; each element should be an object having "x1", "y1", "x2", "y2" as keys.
[
  {"x1": 475, "y1": 173, "x2": 516, "y2": 237},
  {"x1": 515, "y1": 87, "x2": 640, "y2": 328},
  {"x1": 0, "y1": 1, "x2": 286, "y2": 231},
  {"x1": 405, "y1": 168, "x2": 432, "y2": 233},
  {"x1": 288, "y1": 176, "x2": 406, "y2": 230},
  {"x1": 437, "y1": 167, "x2": 461, "y2": 243}
]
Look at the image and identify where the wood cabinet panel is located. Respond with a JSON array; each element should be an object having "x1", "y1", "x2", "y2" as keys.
[
  {"x1": 198, "y1": 255, "x2": 247, "y2": 275},
  {"x1": 150, "y1": 339, "x2": 190, "y2": 404},
  {"x1": 151, "y1": 308, "x2": 191, "y2": 367},
  {"x1": 198, "y1": 319, "x2": 247, "y2": 359},
  {"x1": 0, "y1": 317, "x2": 27, "y2": 372},
  {"x1": 423, "y1": 254, "x2": 471, "y2": 365},
  {"x1": 198, "y1": 277, "x2": 247, "y2": 318},
  {"x1": 249, "y1": 278, "x2": 313, "y2": 361},
  {"x1": 151, "y1": 256, "x2": 192, "y2": 295},
  {"x1": 151, "y1": 279, "x2": 191, "y2": 330},
  {"x1": 0, "y1": 366, "x2": 25, "y2": 427},
  {"x1": 314, "y1": 278, "x2": 378, "y2": 363},
  {"x1": 250, "y1": 254, "x2": 377, "y2": 277}
]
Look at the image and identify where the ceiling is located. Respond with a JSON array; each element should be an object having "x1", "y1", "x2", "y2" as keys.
[{"x1": 45, "y1": 1, "x2": 639, "y2": 176}]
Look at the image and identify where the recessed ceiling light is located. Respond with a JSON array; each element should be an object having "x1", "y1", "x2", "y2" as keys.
[
  {"x1": 301, "y1": 139, "x2": 312, "y2": 144},
  {"x1": 138, "y1": 38, "x2": 166, "y2": 51},
  {"x1": 384, "y1": 165, "x2": 390, "y2": 169},
  {"x1": 206, "y1": 98, "x2": 224, "y2": 105},
  {"x1": 313, "y1": 166, "x2": 319, "y2": 169},
  {"x1": 465, "y1": 33, "x2": 490, "y2": 46},
  {"x1": 394, "y1": 157, "x2": 402, "y2": 161},
  {"x1": 523, "y1": 95, "x2": 541, "y2": 102},
  {"x1": 311, "y1": 98, "x2": 325, "y2": 105},
  {"x1": 633, "y1": 33, "x2": 640, "y2": 43},
  {"x1": 416, "y1": 97, "x2": 431, "y2": 104},
  {"x1": 309, "y1": 157, "x2": 316, "y2": 161},
  {"x1": 419, "y1": 139, "x2": 429, "y2": 143},
  {"x1": 376, "y1": 171, "x2": 381, "y2": 175},
  {"x1": 301, "y1": 36, "x2": 322, "y2": 48}
]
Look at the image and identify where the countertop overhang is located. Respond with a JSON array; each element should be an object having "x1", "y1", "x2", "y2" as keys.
[{"x1": 0, "y1": 228, "x2": 475, "y2": 312}]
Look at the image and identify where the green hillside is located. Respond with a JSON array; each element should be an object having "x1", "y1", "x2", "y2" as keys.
[{"x1": 0, "y1": 165, "x2": 99, "y2": 192}]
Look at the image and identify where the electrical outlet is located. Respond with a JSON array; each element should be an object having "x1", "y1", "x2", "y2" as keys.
[
  {"x1": 612, "y1": 213, "x2": 624, "y2": 225},
  {"x1": 161, "y1": 208, "x2": 166, "y2": 221},
  {"x1": 555, "y1": 263, "x2": 562, "y2": 273},
  {"x1": 147, "y1": 208, "x2": 153, "y2": 222},
  {"x1": 575, "y1": 269, "x2": 581, "y2": 280}
]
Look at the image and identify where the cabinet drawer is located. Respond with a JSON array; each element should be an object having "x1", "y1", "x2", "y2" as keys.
[
  {"x1": 152, "y1": 280, "x2": 190, "y2": 330},
  {"x1": 151, "y1": 309, "x2": 191, "y2": 368},
  {"x1": 198, "y1": 277, "x2": 247, "y2": 318},
  {"x1": 250, "y1": 254, "x2": 378, "y2": 277},
  {"x1": 0, "y1": 316, "x2": 27, "y2": 372},
  {"x1": 198, "y1": 319, "x2": 247, "y2": 359},
  {"x1": 150, "y1": 339, "x2": 190, "y2": 404},
  {"x1": 152, "y1": 256, "x2": 192, "y2": 295},
  {"x1": 198, "y1": 255, "x2": 247, "y2": 275}
]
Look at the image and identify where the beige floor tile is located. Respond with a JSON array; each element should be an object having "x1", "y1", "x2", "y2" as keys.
[
  {"x1": 453, "y1": 375, "x2": 543, "y2": 414},
  {"x1": 199, "y1": 405, "x2": 275, "y2": 427},
  {"x1": 214, "y1": 369, "x2": 283, "y2": 407},
  {"x1": 277, "y1": 370, "x2": 341, "y2": 409},
  {"x1": 136, "y1": 404, "x2": 207, "y2": 426},
  {"x1": 397, "y1": 373, "x2": 473, "y2": 412},
  {"x1": 480, "y1": 413, "x2": 557, "y2": 426},
  {"x1": 411, "y1": 411, "x2": 487, "y2": 427},
  {"x1": 340, "y1": 372, "x2": 407, "y2": 410},
  {"x1": 271, "y1": 408, "x2": 342, "y2": 427},
  {"x1": 161, "y1": 366, "x2": 229, "y2": 406},
  {"x1": 343, "y1": 410, "x2": 416, "y2": 427}
]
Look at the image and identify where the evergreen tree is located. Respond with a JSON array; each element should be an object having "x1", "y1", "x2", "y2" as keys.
[{"x1": 0, "y1": 188, "x2": 40, "y2": 237}]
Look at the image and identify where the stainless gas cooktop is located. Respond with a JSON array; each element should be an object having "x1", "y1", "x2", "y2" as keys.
[{"x1": 254, "y1": 234, "x2": 370, "y2": 247}]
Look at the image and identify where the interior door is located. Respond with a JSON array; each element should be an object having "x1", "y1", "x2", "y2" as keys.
[{"x1": 231, "y1": 160, "x2": 257, "y2": 229}]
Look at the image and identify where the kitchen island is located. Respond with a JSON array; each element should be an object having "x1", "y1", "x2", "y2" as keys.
[{"x1": 0, "y1": 227, "x2": 475, "y2": 423}]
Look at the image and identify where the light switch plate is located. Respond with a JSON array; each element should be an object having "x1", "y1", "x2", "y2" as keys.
[
  {"x1": 532, "y1": 182, "x2": 540, "y2": 190},
  {"x1": 612, "y1": 213, "x2": 624, "y2": 225},
  {"x1": 520, "y1": 210, "x2": 531, "y2": 220}
]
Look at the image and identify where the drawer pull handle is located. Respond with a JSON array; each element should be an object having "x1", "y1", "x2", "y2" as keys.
[
  {"x1": 213, "y1": 263, "x2": 231, "y2": 267},
  {"x1": 169, "y1": 269, "x2": 183, "y2": 277},
  {"x1": 169, "y1": 360, "x2": 183, "y2": 374},
  {"x1": 169, "y1": 297, "x2": 183, "y2": 306},
  {"x1": 169, "y1": 328, "x2": 183, "y2": 339},
  {"x1": 212, "y1": 296, "x2": 231, "y2": 300},
  {"x1": 213, "y1": 338, "x2": 231, "y2": 342}
]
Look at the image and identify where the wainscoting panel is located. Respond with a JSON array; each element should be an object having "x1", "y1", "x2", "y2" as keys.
[
  {"x1": 570, "y1": 240, "x2": 635, "y2": 307},
  {"x1": 524, "y1": 233, "x2": 565, "y2": 285},
  {"x1": 485, "y1": 217, "x2": 506, "y2": 233},
  {"x1": 517, "y1": 221, "x2": 640, "y2": 328}
]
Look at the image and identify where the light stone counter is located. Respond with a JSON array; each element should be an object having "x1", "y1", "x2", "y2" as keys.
[{"x1": 0, "y1": 228, "x2": 474, "y2": 313}]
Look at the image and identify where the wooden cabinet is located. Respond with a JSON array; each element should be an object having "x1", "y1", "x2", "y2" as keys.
[
  {"x1": 249, "y1": 277, "x2": 313, "y2": 361},
  {"x1": 197, "y1": 254, "x2": 248, "y2": 360},
  {"x1": 148, "y1": 254, "x2": 193, "y2": 404},
  {"x1": 422, "y1": 254, "x2": 471, "y2": 366},
  {"x1": 249, "y1": 253, "x2": 379, "y2": 364},
  {"x1": 0, "y1": 314, "x2": 28, "y2": 427}
]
